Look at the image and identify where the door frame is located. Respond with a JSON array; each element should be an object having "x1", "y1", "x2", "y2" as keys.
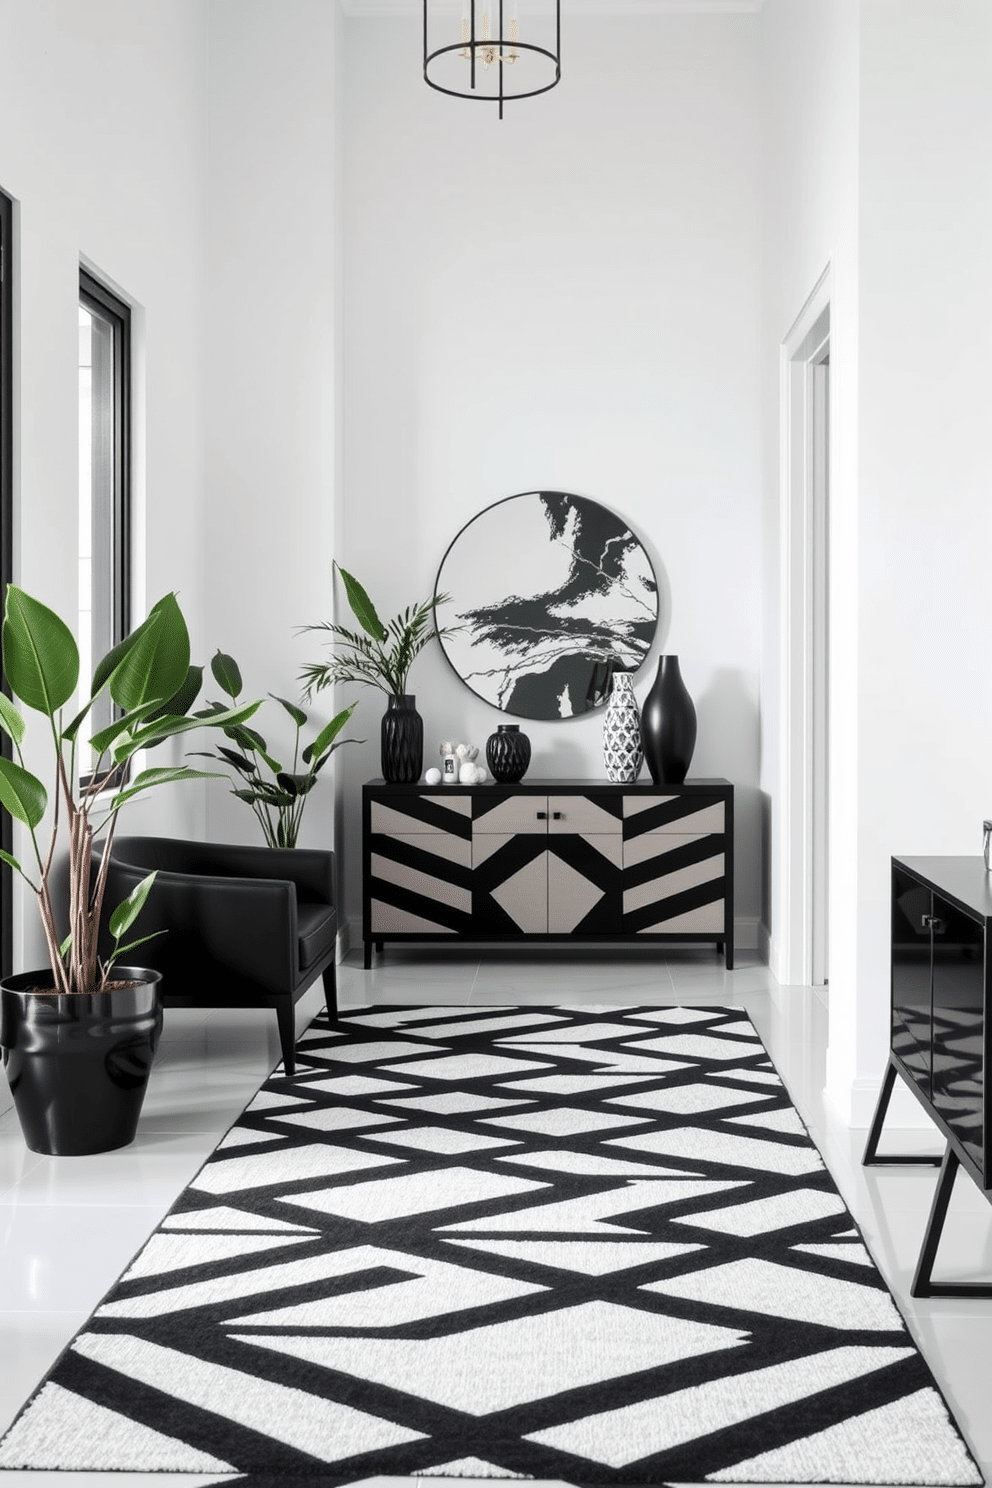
[{"x1": 778, "y1": 265, "x2": 831, "y2": 989}]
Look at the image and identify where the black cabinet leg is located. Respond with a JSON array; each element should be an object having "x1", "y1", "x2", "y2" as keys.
[
  {"x1": 862, "y1": 1058, "x2": 942, "y2": 1167},
  {"x1": 364, "y1": 940, "x2": 372, "y2": 970},
  {"x1": 911, "y1": 1144, "x2": 992, "y2": 1298},
  {"x1": 725, "y1": 939, "x2": 734, "y2": 970}
]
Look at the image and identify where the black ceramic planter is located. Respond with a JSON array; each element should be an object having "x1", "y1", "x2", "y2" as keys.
[
  {"x1": 0, "y1": 968, "x2": 163, "y2": 1155},
  {"x1": 381, "y1": 694, "x2": 424, "y2": 783}
]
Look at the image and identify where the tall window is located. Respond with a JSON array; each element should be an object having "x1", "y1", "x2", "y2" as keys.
[{"x1": 78, "y1": 269, "x2": 130, "y2": 782}]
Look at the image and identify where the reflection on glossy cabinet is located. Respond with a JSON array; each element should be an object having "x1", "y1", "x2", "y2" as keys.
[{"x1": 363, "y1": 778, "x2": 734, "y2": 969}]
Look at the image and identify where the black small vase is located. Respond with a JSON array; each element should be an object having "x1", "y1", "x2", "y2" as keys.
[
  {"x1": 381, "y1": 694, "x2": 424, "y2": 783},
  {"x1": 640, "y1": 656, "x2": 697, "y2": 785},
  {"x1": 486, "y1": 724, "x2": 531, "y2": 783}
]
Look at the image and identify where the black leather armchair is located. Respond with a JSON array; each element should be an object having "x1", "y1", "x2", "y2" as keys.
[{"x1": 95, "y1": 837, "x2": 338, "y2": 1076}]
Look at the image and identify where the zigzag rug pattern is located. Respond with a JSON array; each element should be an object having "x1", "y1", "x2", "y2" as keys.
[{"x1": 0, "y1": 1004, "x2": 981, "y2": 1485}]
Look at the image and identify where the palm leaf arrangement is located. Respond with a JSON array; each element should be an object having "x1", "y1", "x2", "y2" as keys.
[{"x1": 300, "y1": 565, "x2": 458, "y2": 700}]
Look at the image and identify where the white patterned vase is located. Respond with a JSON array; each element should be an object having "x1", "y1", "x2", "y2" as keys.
[{"x1": 603, "y1": 671, "x2": 643, "y2": 783}]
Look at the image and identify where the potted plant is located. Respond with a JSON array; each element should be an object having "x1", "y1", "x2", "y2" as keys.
[
  {"x1": 191, "y1": 650, "x2": 358, "y2": 848},
  {"x1": 300, "y1": 564, "x2": 457, "y2": 783},
  {"x1": 0, "y1": 587, "x2": 259, "y2": 1156}
]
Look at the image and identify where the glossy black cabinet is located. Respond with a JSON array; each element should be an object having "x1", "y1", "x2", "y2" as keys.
[{"x1": 865, "y1": 856, "x2": 992, "y2": 1296}]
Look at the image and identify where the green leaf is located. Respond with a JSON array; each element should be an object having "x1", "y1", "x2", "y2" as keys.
[
  {"x1": 0, "y1": 847, "x2": 29, "y2": 881},
  {"x1": 215, "y1": 746, "x2": 257, "y2": 774},
  {"x1": 112, "y1": 700, "x2": 262, "y2": 763},
  {"x1": 108, "y1": 871, "x2": 158, "y2": 940},
  {"x1": 107, "y1": 929, "x2": 166, "y2": 964},
  {"x1": 59, "y1": 932, "x2": 72, "y2": 958},
  {"x1": 89, "y1": 699, "x2": 167, "y2": 756},
  {"x1": 337, "y1": 565, "x2": 387, "y2": 641},
  {"x1": 110, "y1": 765, "x2": 223, "y2": 811},
  {"x1": 91, "y1": 611, "x2": 158, "y2": 697},
  {"x1": 272, "y1": 694, "x2": 307, "y2": 728},
  {"x1": 0, "y1": 691, "x2": 25, "y2": 748},
  {"x1": 0, "y1": 756, "x2": 47, "y2": 828},
  {"x1": 142, "y1": 665, "x2": 204, "y2": 724},
  {"x1": 2, "y1": 586, "x2": 79, "y2": 715},
  {"x1": 211, "y1": 651, "x2": 242, "y2": 700},
  {"x1": 301, "y1": 702, "x2": 358, "y2": 764},
  {"x1": 109, "y1": 595, "x2": 190, "y2": 712}
]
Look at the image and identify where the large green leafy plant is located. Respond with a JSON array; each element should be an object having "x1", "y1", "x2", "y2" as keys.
[
  {"x1": 300, "y1": 565, "x2": 457, "y2": 700},
  {"x1": 192, "y1": 651, "x2": 358, "y2": 849},
  {"x1": 0, "y1": 587, "x2": 259, "y2": 996}
]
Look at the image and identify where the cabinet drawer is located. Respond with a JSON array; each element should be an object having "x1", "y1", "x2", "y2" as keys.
[
  {"x1": 623, "y1": 795, "x2": 725, "y2": 837},
  {"x1": 371, "y1": 796, "x2": 472, "y2": 837},
  {"x1": 473, "y1": 796, "x2": 550, "y2": 835},
  {"x1": 548, "y1": 795, "x2": 623, "y2": 836}
]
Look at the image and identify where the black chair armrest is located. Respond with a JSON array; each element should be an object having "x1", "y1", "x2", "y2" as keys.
[
  {"x1": 173, "y1": 842, "x2": 335, "y2": 904},
  {"x1": 100, "y1": 855, "x2": 299, "y2": 993}
]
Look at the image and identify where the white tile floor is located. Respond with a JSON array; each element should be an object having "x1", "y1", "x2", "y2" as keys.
[{"x1": 0, "y1": 948, "x2": 989, "y2": 1488}]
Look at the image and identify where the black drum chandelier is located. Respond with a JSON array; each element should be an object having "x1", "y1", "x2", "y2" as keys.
[{"x1": 423, "y1": 0, "x2": 561, "y2": 120}]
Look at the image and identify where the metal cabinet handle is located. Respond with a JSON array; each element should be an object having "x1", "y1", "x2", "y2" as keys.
[
  {"x1": 552, "y1": 811, "x2": 563, "y2": 820},
  {"x1": 535, "y1": 811, "x2": 547, "y2": 820},
  {"x1": 921, "y1": 914, "x2": 946, "y2": 933}
]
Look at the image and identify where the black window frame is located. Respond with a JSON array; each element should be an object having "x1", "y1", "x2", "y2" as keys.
[
  {"x1": 79, "y1": 267, "x2": 131, "y2": 791},
  {"x1": 0, "y1": 191, "x2": 12, "y2": 976}
]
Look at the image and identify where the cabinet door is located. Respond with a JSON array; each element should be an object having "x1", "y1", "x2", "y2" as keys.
[
  {"x1": 547, "y1": 794, "x2": 623, "y2": 934},
  {"x1": 622, "y1": 794, "x2": 726, "y2": 934},
  {"x1": 472, "y1": 795, "x2": 550, "y2": 933},
  {"x1": 368, "y1": 793, "x2": 473, "y2": 936},
  {"x1": 890, "y1": 865, "x2": 933, "y2": 1099},
  {"x1": 930, "y1": 890, "x2": 985, "y2": 1178}
]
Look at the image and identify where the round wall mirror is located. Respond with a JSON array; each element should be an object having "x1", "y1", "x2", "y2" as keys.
[{"x1": 435, "y1": 491, "x2": 659, "y2": 720}]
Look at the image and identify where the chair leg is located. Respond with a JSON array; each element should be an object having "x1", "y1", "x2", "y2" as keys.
[
  {"x1": 276, "y1": 1000, "x2": 296, "y2": 1077},
  {"x1": 322, "y1": 960, "x2": 338, "y2": 1022}
]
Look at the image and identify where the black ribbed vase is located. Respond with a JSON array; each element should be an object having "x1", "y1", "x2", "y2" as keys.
[
  {"x1": 486, "y1": 724, "x2": 531, "y2": 783},
  {"x1": 640, "y1": 655, "x2": 697, "y2": 785},
  {"x1": 381, "y1": 694, "x2": 424, "y2": 783}
]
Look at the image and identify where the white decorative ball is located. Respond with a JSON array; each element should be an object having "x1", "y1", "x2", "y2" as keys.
[
  {"x1": 474, "y1": 766, "x2": 487, "y2": 782},
  {"x1": 424, "y1": 767, "x2": 442, "y2": 785},
  {"x1": 458, "y1": 762, "x2": 477, "y2": 783}
]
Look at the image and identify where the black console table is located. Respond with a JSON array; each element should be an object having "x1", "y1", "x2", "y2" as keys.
[
  {"x1": 864, "y1": 855, "x2": 992, "y2": 1297},
  {"x1": 362, "y1": 778, "x2": 734, "y2": 971}
]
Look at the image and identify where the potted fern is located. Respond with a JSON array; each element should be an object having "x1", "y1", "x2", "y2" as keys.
[
  {"x1": 300, "y1": 565, "x2": 457, "y2": 783},
  {"x1": 0, "y1": 587, "x2": 259, "y2": 1155}
]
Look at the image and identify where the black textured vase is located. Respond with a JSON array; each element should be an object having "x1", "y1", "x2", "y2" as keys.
[
  {"x1": 0, "y1": 968, "x2": 163, "y2": 1155},
  {"x1": 381, "y1": 694, "x2": 424, "y2": 783},
  {"x1": 486, "y1": 724, "x2": 531, "y2": 783},
  {"x1": 640, "y1": 655, "x2": 697, "y2": 785}
]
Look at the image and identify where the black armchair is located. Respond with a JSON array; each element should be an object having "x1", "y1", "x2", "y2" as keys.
[{"x1": 95, "y1": 837, "x2": 338, "y2": 1076}]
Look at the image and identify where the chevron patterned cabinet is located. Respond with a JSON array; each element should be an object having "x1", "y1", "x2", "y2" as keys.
[{"x1": 363, "y1": 779, "x2": 734, "y2": 969}]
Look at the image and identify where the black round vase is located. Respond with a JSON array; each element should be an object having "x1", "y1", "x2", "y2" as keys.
[
  {"x1": 381, "y1": 694, "x2": 424, "y2": 783},
  {"x1": 486, "y1": 724, "x2": 531, "y2": 783},
  {"x1": 0, "y1": 968, "x2": 163, "y2": 1155},
  {"x1": 640, "y1": 655, "x2": 697, "y2": 785}
]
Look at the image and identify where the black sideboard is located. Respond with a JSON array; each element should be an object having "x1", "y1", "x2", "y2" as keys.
[
  {"x1": 362, "y1": 777, "x2": 734, "y2": 970},
  {"x1": 864, "y1": 855, "x2": 991, "y2": 1297}
]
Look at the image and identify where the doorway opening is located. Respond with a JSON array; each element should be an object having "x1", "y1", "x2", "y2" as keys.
[{"x1": 781, "y1": 269, "x2": 830, "y2": 990}]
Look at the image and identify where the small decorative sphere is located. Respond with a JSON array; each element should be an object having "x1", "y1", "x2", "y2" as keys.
[{"x1": 424, "y1": 767, "x2": 442, "y2": 785}]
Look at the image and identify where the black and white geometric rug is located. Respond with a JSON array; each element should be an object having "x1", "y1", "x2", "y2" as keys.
[{"x1": 0, "y1": 1004, "x2": 982, "y2": 1486}]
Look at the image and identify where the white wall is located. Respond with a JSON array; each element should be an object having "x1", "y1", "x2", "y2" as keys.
[
  {"x1": 849, "y1": 0, "x2": 992, "y2": 1119},
  {"x1": 338, "y1": 11, "x2": 764, "y2": 940},
  {"x1": 204, "y1": 0, "x2": 343, "y2": 853},
  {"x1": 0, "y1": 0, "x2": 210, "y2": 973}
]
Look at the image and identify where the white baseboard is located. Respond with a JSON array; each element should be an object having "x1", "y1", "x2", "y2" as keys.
[{"x1": 850, "y1": 1075, "x2": 939, "y2": 1132}]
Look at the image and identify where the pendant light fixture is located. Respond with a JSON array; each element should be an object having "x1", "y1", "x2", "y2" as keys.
[{"x1": 423, "y1": 0, "x2": 561, "y2": 120}]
